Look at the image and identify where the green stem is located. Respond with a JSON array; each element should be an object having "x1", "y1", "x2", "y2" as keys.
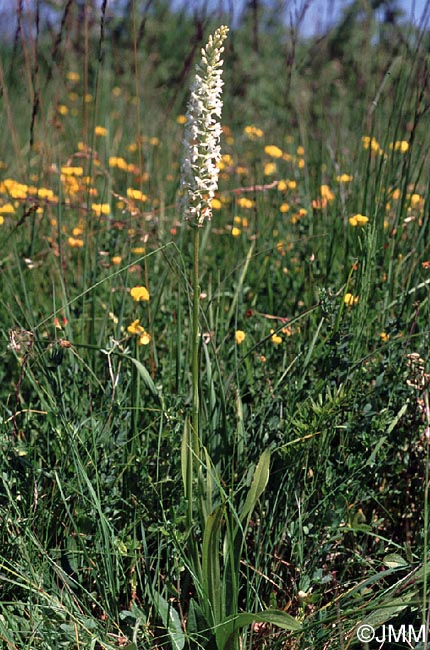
[{"x1": 192, "y1": 226, "x2": 201, "y2": 460}]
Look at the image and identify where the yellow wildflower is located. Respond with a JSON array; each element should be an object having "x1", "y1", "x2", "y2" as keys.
[
  {"x1": 280, "y1": 203, "x2": 290, "y2": 213},
  {"x1": 176, "y1": 114, "x2": 187, "y2": 124},
  {"x1": 0, "y1": 203, "x2": 15, "y2": 214},
  {"x1": 264, "y1": 145, "x2": 283, "y2": 158},
  {"x1": 362, "y1": 136, "x2": 383, "y2": 154},
  {"x1": 3, "y1": 179, "x2": 28, "y2": 199},
  {"x1": 270, "y1": 329, "x2": 282, "y2": 345},
  {"x1": 91, "y1": 203, "x2": 110, "y2": 216},
  {"x1": 296, "y1": 145, "x2": 305, "y2": 156},
  {"x1": 111, "y1": 256, "x2": 122, "y2": 265},
  {"x1": 127, "y1": 188, "x2": 148, "y2": 202},
  {"x1": 61, "y1": 166, "x2": 83, "y2": 176},
  {"x1": 320, "y1": 185, "x2": 335, "y2": 201},
  {"x1": 349, "y1": 214, "x2": 369, "y2": 227},
  {"x1": 138, "y1": 330, "x2": 151, "y2": 345},
  {"x1": 389, "y1": 140, "x2": 409, "y2": 153},
  {"x1": 58, "y1": 104, "x2": 68, "y2": 115},
  {"x1": 236, "y1": 165, "x2": 249, "y2": 175},
  {"x1": 344, "y1": 293, "x2": 359, "y2": 306},
  {"x1": 94, "y1": 125, "x2": 108, "y2": 136},
  {"x1": 130, "y1": 286, "x2": 150, "y2": 301},
  {"x1": 380, "y1": 332, "x2": 390, "y2": 342},
  {"x1": 336, "y1": 173, "x2": 353, "y2": 182},
  {"x1": 410, "y1": 193, "x2": 422, "y2": 207},
  {"x1": 127, "y1": 319, "x2": 151, "y2": 345},
  {"x1": 37, "y1": 187, "x2": 56, "y2": 200},
  {"x1": 264, "y1": 162, "x2": 277, "y2": 175},
  {"x1": 237, "y1": 197, "x2": 254, "y2": 209},
  {"x1": 231, "y1": 227, "x2": 241, "y2": 237},
  {"x1": 211, "y1": 197, "x2": 222, "y2": 210},
  {"x1": 67, "y1": 236, "x2": 84, "y2": 248},
  {"x1": 109, "y1": 156, "x2": 128, "y2": 171},
  {"x1": 127, "y1": 319, "x2": 143, "y2": 335},
  {"x1": 67, "y1": 71, "x2": 80, "y2": 82},
  {"x1": 235, "y1": 330, "x2": 246, "y2": 344},
  {"x1": 244, "y1": 125, "x2": 264, "y2": 139}
]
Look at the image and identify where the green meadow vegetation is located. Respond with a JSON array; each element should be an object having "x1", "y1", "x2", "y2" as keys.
[{"x1": 1, "y1": 1, "x2": 430, "y2": 648}]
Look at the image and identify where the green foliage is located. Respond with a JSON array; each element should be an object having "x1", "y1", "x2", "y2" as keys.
[{"x1": 0, "y1": 1, "x2": 430, "y2": 648}]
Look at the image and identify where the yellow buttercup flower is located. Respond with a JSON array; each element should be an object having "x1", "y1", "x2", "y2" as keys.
[
  {"x1": 127, "y1": 319, "x2": 151, "y2": 345},
  {"x1": 344, "y1": 293, "x2": 359, "y2": 306},
  {"x1": 264, "y1": 162, "x2": 277, "y2": 176},
  {"x1": 237, "y1": 197, "x2": 254, "y2": 209},
  {"x1": 410, "y1": 193, "x2": 422, "y2": 208},
  {"x1": 264, "y1": 145, "x2": 283, "y2": 158},
  {"x1": 138, "y1": 331, "x2": 151, "y2": 345},
  {"x1": 37, "y1": 187, "x2": 57, "y2": 200},
  {"x1": 320, "y1": 185, "x2": 335, "y2": 201},
  {"x1": 61, "y1": 166, "x2": 83, "y2": 176},
  {"x1": 109, "y1": 156, "x2": 128, "y2": 170},
  {"x1": 91, "y1": 203, "x2": 110, "y2": 216},
  {"x1": 0, "y1": 203, "x2": 15, "y2": 214},
  {"x1": 244, "y1": 125, "x2": 264, "y2": 139},
  {"x1": 349, "y1": 214, "x2": 369, "y2": 227},
  {"x1": 362, "y1": 136, "x2": 383, "y2": 154},
  {"x1": 127, "y1": 319, "x2": 143, "y2": 335},
  {"x1": 211, "y1": 197, "x2": 222, "y2": 210},
  {"x1": 67, "y1": 236, "x2": 84, "y2": 248},
  {"x1": 270, "y1": 329, "x2": 282, "y2": 345},
  {"x1": 130, "y1": 286, "x2": 150, "y2": 301},
  {"x1": 235, "y1": 330, "x2": 246, "y2": 344},
  {"x1": 127, "y1": 188, "x2": 148, "y2": 202},
  {"x1": 389, "y1": 140, "x2": 409, "y2": 153}
]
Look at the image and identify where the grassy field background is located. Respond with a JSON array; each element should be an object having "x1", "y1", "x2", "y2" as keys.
[{"x1": 1, "y1": 1, "x2": 430, "y2": 648}]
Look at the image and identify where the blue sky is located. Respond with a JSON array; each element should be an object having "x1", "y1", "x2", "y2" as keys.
[
  {"x1": 299, "y1": 0, "x2": 430, "y2": 35},
  {"x1": 0, "y1": 1, "x2": 428, "y2": 37}
]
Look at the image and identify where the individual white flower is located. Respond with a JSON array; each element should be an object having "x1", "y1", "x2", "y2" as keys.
[{"x1": 180, "y1": 25, "x2": 229, "y2": 227}]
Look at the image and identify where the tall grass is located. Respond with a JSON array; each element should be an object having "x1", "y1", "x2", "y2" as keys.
[{"x1": 1, "y1": 2, "x2": 430, "y2": 649}]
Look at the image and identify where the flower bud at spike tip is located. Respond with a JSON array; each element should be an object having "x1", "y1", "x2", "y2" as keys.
[{"x1": 180, "y1": 26, "x2": 229, "y2": 227}]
